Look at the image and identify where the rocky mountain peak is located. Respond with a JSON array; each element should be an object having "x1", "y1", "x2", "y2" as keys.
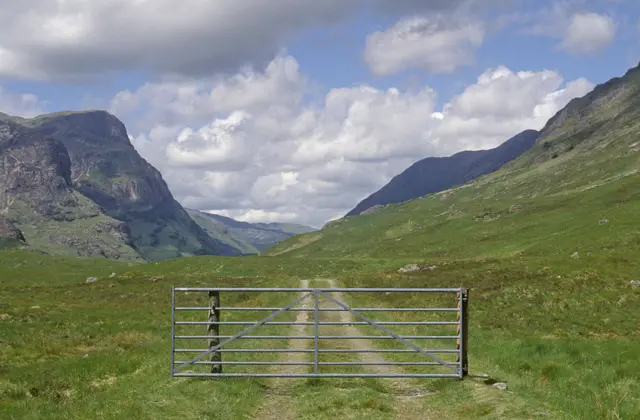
[{"x1": 0, "y1": 109, "x2": 232, "y2": 260}]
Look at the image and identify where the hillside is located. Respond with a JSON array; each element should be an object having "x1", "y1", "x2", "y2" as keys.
[
  {"x1": 347, "y1": 129, "x2": 538, "y2": 216},
  {"x1": 0, "y1": 110, "x2": 236, "y2": 261},
  {"x1": 186, "y1": 209, "x2": 315, "y2": 254},
  {"x1": 2, "y1": 64, "x2": 640, "y2": 420},
  {"x1": 269, "y1": 63, "x2": 640, "y2": 261}
]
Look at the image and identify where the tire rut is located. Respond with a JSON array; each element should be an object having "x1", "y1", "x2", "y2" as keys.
[
  {"x1": 323, "y1": 278, "x2": 436, "y2": 420},
  {"x1": 253, "y1": 278, "x2": 437, "y2": 419},
  {"x1": 251, "y1": 279, "x2": 311, "y2": 419}
]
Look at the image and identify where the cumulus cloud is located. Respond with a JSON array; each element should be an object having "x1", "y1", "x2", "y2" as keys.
[
  {"x1": 0, "y1": 0, "x2": 508, "y2": 81},
  {"x1": 110, "y1": 56, "x2": 307, "y2": 133},
  {"x1": 166, "y1": 112, "x2": 253, "y2": 171},
  {"x1": 364, "y1": 16, "x2": 485, "y2": 76},
  {"x1": 0, "y1": 86, "x2": 47, "y2": 117},
  {"x1": 0, "y1": 0, "x2": 354, "y2": 81},
  {"x1": 435, "y1": 67, "x2": 594, "y2": 152},
  {"x1": 560, "y1": 12, "x2": 616, "y2": 54},
  {"x1": 111, "y1": 55, "x2": 594, "y2": 227},
  {"x1": 524, "y1": 5, "x2": 617, "y2": 55}
]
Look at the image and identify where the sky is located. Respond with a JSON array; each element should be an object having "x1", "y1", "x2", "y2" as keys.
[{"x1": 0, "y1": 0, "x2": 639, "y2": 228}]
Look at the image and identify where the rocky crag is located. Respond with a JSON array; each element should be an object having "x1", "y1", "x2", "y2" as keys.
[{"x1": 0, "y1": 111, "x2": 235, "y2": 260}]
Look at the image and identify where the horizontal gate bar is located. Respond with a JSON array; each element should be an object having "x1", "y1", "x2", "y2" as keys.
[
  {"x1": 173, "y1": 291, "x2": 314, "y2": 374},
  {"x1": 175, "y1": 307, "x2": 458, "y2": 312},
  {"x1": 174, "y1": 348, "x2": 459, "y2": 353},
  {"x1": 318, "y1": 290, "x2": 458, "y2": 374},
  {"x1": 174, "y1": 287, "x2": 461, "y2": 292},
  {"x1": 174, "y1": 361, "x2": 460, "y2": 366},
  {"x1": 175, "y1": 335, "x2": 459, "y2": 340},
  {"x1": 173, "y1": 373, "x2": 461, "y2": 378},
  {"x1": 174, "y1": 321, "x2": 458, "y2": 326}
]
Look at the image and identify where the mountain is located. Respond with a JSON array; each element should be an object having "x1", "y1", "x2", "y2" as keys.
[
  {"x1": 268, "y1": 62, "x2": 640, "y2": 260},
  {"x1": 0, "y1": 110, "x2": 237, "y2": 260},
  {"x1": 186, "y1": 209, "x2": 316, "y2": 254},
  {"x1": 346, "y1": 129, "x2": 539, "y2": 216}
]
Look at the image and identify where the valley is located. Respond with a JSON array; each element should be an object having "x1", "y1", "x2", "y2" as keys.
[{"x1": 2, "y1": 56, "x2": 640, "y2": 420}]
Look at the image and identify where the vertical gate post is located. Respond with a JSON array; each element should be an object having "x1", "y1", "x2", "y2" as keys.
[
  {"x1": 314, "y1": 289, "x2": 319, "y2": 374},
  {"x1": 171, "y1": 286, "x2": 176, "y2": 376},
  {"x1": 456, "y1": 288, "x2": 469, "y2": 378},
  {"x1": 208, "y1": 291, "x2": 222, "y2": 373}
]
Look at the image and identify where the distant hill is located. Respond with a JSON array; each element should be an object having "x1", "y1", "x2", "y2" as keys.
[
  {"x1": 267, "y1": 62, "x2": 640, "y2": 260},
  {"x1": 0, "y1": 110, "x2": 236, "y2": 261},
  {"x1": 186, "y1": 209, "x2": 316, "y2": 254},
  {"x1": 346, "y1": 129, "x2": 539, "y2": 216}
]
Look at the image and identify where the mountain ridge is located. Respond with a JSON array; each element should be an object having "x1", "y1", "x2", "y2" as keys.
[
  {"x1": 186, "y1": 208, "x2": 315, "y2": 254},
  {"x1": 268, "y1": 62, "x2": 640, "y2": 259},
  {"x1": 346, "y1": 129, "x2": 539, "y2": 216}
]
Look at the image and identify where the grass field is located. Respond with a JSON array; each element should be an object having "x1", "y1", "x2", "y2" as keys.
[
  {"x1": 3, "y1": 66, "x2": 640, "y2": 419},
  {"x1": 1, "y1": 248, "x2": 638, "y2": 419},
  {"x1": 3, "y1": 178, "x2": 640, "y2": 418}
]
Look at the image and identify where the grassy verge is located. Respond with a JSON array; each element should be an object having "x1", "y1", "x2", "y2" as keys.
[
  {"x1": 2, "y1": 251, "x2": 639, "y2": 419},
  {"x1": 0, "y1": 253, "x2": 299, "y2": 419},
  {"x1": 339, "y1": 263, "x2": 640, "y2": 419}
]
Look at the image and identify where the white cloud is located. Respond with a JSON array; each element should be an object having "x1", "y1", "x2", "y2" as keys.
[
  {"x1": 560, "y1": 12, "x2": 616, "y2": 54},
  {"x1": 166, "y1": 112, "x2": 252, "y2": 171},
  {"x1": 364, "y1": 16, "x2": 485, "y2": 76},
  {"x1": 436, "y1": 67, "x2": 594, "y2": 152},
  {"x1": 0, "y1": 0, "x2": 354, "y2": 81},
  {"x1": 0, "y1": 87, "x2": 47, "y2": 117},
  {"x1": 446, "y1": 67, "x2": 563, "y2": 120},
  {"x1": 110, "y1": 55, "x2": 307, "y2": 133},
  {"x1": 112, "y1": 55, "x2": 594, "y2": 227},
  {"x1": 524, "y1": 5, "x2": 617, "y2": 55},
  {"x1": 0, "y1": 0, "x2": 502, "y2": 81}
]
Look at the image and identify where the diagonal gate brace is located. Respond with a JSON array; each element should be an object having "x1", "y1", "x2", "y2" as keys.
[
  {"x1": 317, "y1": 290, "x2": 459, "y2": 375},
  {"x1": 173, "y1": 292, "x2": 313, "y2": 374}
]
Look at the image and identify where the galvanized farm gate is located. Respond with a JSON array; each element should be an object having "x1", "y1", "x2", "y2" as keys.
[{"x1": 171, "y1": 287, "x2": 469, "y2": 379}]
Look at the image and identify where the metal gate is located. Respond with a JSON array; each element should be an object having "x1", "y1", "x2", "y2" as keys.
[{"x1": 171, "y1": 287, "x2": 468, "y2": 379}]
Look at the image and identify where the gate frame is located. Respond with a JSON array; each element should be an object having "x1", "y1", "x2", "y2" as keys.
[{"x1": 171, "y1": 287, "x2": 468, "y2": 379}]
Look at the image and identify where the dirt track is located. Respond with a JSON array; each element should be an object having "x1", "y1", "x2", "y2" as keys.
[
  {"x1": 251, "y1": 278, "x2": 435, "y2": 419},
  {"x1": 252, "y1": 279, "x2": 311, "y2": 419},
  {"x1": 324, "y1": 279, "x2": 435, "y2": 419}
]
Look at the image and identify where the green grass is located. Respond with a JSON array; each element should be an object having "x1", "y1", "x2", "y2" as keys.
[
  {"x1": 1, "y1": 251, "x2": 638, "y2": 419},
  {"x1": 257, "y1": 76, "x2": 640, "y2": 418},
  {"x1": 6, "y1": 194, "x2": 141, "y2": 261},
  {"x1": 3, "y1": 183, "x2": 640, "y2": 417},
  {"x1": 3, "y1": 66, "x2": 640, "y2": 418},
  {"x1": 0, "y1": 253, "x2": 297, "y2": 419},
  {"x1": 338, "y1": 268, "x2": 640, "y2": 419}
]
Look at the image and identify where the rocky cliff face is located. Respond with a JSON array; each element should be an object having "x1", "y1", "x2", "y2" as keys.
[{"x1": 0, "y1": 110, "x2": 234, "y2": 260}]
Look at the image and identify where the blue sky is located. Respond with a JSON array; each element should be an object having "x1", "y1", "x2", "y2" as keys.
[
  {"x1": 0, "y1": 0, "x2": 638, "y2": 227},
  {"x1": 282, "y1": 0, "x2": 640, "y2": 111},
  {"x1": 2, "y1": 0, "x2": 637, "y2": 113}
]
